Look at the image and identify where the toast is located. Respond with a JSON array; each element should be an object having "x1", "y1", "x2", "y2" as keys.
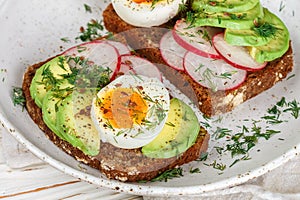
[
  {"x1": 103, "y1": 3, "x2": 294, "y2": 117},
  {"x1": 22, "y1": 56, "x2": 210, "y2": 182}
]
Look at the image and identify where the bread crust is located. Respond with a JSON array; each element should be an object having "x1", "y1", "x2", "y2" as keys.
[
  {"x1": 22, "y1": 57, "x2": 210, "y2": 182},
  {"x1": 103, "y1": 4, "x2": 294, "y2": 117}
]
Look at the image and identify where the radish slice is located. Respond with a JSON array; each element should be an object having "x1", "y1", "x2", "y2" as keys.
[
  {"x1": 63, "y1": 40, "x2": 120, "y2": 80},
  {"x1": 118, "y1": 63, "x2": 134, "y2": 75},
  {"x1": 160, "y1": 30, "x2": 187, "y2": 71},
  {"x1": 105, "y1": 40, "x2": 131, "y2": 55},
  {"x1": 119, "y1": 55, "x2": 162, "y2": 81},
  {"x1": 184, "y1": 51, "x2": 247, "y2": 91},
  {"x1": 213, "y1": 33, "x2": 268, "y2": 71},
  {"x1": 173, "y1": 19, "x2": 222, "y2": 59}
]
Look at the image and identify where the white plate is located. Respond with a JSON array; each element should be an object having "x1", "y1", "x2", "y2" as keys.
[{"x1": 0, "y1": 0, "x2": 300, "y2": 197}]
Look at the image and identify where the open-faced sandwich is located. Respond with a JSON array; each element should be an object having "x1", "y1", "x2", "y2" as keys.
[
  {"x1": 22, "y1": 39, "x2": 210, "y2": 182},
  {"x1": 103, "y1": 0, "x2": 294, "y2": 116},
  {"x1": 22, "y1": 0, "x2": 293, "y2": 182}
]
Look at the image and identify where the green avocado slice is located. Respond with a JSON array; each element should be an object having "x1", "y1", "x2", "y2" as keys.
[
  {"x1": 56, "y1": 89, "x2": 100, "y2": 156},
  {"x1": 192, "y1": 0, "x2": 259, "y2": 13},
  {"x1": 192, "y1": 2, "x2": 264, "y2": 30},
  {"x1": 42, "y1": 90, "x2": 70, "y2": 140},
  {"x1": 29, "y1": 56, "x2": 73, "y2": 108},
  {"x1": 248, "y1": 8, "x2": 290, "y2": 63},
  {"x1": 224, "y1": 27, "x2": 273, "y2": 47},
  {"x1": 142, "y1": 98, "x2": 200, "y2": 159}
]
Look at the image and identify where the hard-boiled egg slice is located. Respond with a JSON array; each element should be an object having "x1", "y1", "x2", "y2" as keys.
[
  {"x1": 112, "y1": 0, "x2": 187, "y2": 27},
  {"x1": 91, "y1": 75, "x2": 170, "y2": 149}
]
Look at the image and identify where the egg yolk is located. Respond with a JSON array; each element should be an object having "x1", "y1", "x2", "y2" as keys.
[
  {"x1": 97, "y1": 88, "x2": 148, "y2": 129},
  {"x1": 132, "y1": 0, "x2": 153, "y2": 4}
]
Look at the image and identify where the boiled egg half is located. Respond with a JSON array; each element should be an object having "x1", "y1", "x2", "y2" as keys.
[
  {"x1": 91, "y1": 75, "x2": 170, "y2": 149},
  {"x1": 112, "y1": 0, "x2": 187, "y2": 27}
]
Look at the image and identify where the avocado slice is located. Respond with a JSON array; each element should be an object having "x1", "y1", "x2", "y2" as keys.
[
  {"x1": 56, "y1": 89, "x2": 100, "y2": 156},
  {"x1": 192, "y1": 0, "x2": 259, "y2": 13},
  {"x1": 248, "y1": 8, "x2": 290, "y2": 63},
  {"x1": 30, "y1": 56, "x2": 73, "y2": 108},
  {"x1": 224, "y1": 26, "x2": 273, "y2": 47},
  {"x1": 192, "y1": 2, "x2": 264, "y2": 30},
  {"x1": 42, "y1": 90, "x2": 70, "y2": 140},
  {"x1": 142, "y1": 98, "x2": 200, "y2": 159}
]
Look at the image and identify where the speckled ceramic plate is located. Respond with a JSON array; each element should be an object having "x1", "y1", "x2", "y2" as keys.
[{"x1": 0, "y1": 0, "x2": 299, "y2": 197}]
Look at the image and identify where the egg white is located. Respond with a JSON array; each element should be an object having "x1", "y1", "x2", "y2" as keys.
[
  {"x1": 91, "y1": 75, "x2": 170, "y2": 149},
  {"x1": 112, "y1": 0, "x2": 187, "y2": 27}
]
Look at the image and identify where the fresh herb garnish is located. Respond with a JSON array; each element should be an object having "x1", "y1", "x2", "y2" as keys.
[
  {"x1": 189, "y1": 167, "x2": 201, "y2": 174},
  {"x1": 84, "y1": 4, "x2": 92, "y2": 13},
  {"x1": 60, "y1": 37, "x2": 71, "y2": 43},
  {"x1": 229, "y1": 154, "x2": 251, "y2": 168},
  {"x1": 229, "y1": 13, "x2": 247, "y2": 20},
  {"x1": 151, "y1": 167, "x2": 183, "y2": 182},
  {"x1": 206, "y1": 97, "x2": 300, "y2": 172},
  {"x1": 213, "y1": 127, "x2": 232, "y2": 139},
  {"x1": 204, "y1": 160, "x2": 226, "y2": 171},
  {"x1": 41, "y1": 64, "x2": 63, "y2": 90},
  {"x1": 12, "y1": 87, "x2": 26, "y2": 108},
  {"x1": 284, "y1": 100, "x2": 300, "y2": 119},
  {"x1": 261, "y1": 115, "x2": 285, "y2": 124},
  {"x1": 253, "y1": 23, "x2": 277, "y2": 38},
  {"x1": 279, "y1": 1, "x2": 285, "y2": 12},
  {"x1": 76, "y1": 19, "x2": 105, "y2": 42},
  {"x1": 186, "y1": 11, "x2": 195, "y2": 25},
  {"x1": 287, "y1": 74, "x2": 296, "y2": 80},
  {"x1": 197, "y1": 152, "x2": 208, "y2": 161}
]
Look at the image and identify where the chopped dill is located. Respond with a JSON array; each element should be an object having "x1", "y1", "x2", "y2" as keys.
[
  {"x1": 253, "y1": 23, "x2": 277, "y2": 38},
  {"x1": 204, "y1": 160, "x2": 226, "y2": 171},
  {"x1": 76, "y1": 19, "x2": 104, "y2": 42},
  {"x1": 151, "y1": 167, "x2": 183, "y2": 182},
  {"x1": 12, "y1": 87, "x2": 26, "y2": 108},
  {"x1": 84, "y1": 4, "x2": 92, "y2": 13},
  {"x1": 189, "y1": 167, "x2": 201, "y2": 174}
]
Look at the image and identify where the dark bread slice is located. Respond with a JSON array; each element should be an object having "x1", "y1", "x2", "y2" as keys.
[
  {"x1": 103, "y1": 4, "x2": 294, "y2": 117},
  {"x1": 22, "y1": 57, "x2": 210, "y2": 182}
]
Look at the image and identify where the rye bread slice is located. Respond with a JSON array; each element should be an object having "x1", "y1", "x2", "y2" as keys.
[
  {"x1": 22, "y1": 56, "x2": 210, "y2": 182},
  {"x1": 103, "y1": 3, "x2": 294, "y2": 117}
]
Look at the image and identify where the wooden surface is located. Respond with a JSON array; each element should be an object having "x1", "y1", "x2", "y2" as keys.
[{"x1": 0, "y1": 130, "x2": 142, "y2": 200}]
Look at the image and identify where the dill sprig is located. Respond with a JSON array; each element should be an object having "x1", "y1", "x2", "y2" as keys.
[
  {"x1": 204, "y1": 160, "x2": 226, "y2": 171},
  {"x1": 12, "y1": 87, "x2": 26, "y2": 108},
  {"x1": 253, "y1": 22, "x2": 277, "y2": 38},
  {"x1": 76, "y1": 19, "x2": 104, "y2": 42},
  {"x1": 151, "y1": 167, "x2": 183, "y2": 182},
  {"x1": 284, "y1": 100, "x2": 300, "y2": 119},
  {"x1": 84, "y1": 4, "x2": 92, "y2": 13},
  {"x1": 189, "y1": 167, "x2": 201, "y2": 174}
]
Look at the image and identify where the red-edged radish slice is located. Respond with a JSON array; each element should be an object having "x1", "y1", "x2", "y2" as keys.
[
  {"x1": 213, "y1": 33, "x2": 268, "y2": 71},
  {"x1": 105, "y1": 40, "x2": 132, "y2": 55},
  {"x1": 173, "y1": 19, "x2": 222, "y2": 59},
  {"x1": 160, "y1": 30, "x2": 187, "y2": 71},
  {"x1": 63, "y1": 40, "x2": 121, "y2": 80},
  {"x1": 184, "y1": 51, "x2": 247, "y2": 91},
  {"x1": 117, "y1": 63, "x2": 134, "y2": 75},
  {"x1": 119, "y1": 55, "x2": 162, "y2": 81}
]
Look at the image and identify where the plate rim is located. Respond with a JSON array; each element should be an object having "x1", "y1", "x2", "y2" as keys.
[
  {"x1": 1, "y1": 0, "x2": 300, "y2": 196},
  {"x1": 1, "y1": 112, "x2": 300, "y2": 196}
]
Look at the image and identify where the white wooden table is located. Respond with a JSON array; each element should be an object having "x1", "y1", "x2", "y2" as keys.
[{"x1": 0, "y1": 128, "x2": 142, "y2": 200}]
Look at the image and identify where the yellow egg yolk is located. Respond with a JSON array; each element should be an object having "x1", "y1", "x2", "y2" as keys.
[
  {"x1": 97, "y1": 88, "x2": 148, "y2": 129},
  {"x1": 132, "y1": 0, "x2": 153, "y2": 4}
]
